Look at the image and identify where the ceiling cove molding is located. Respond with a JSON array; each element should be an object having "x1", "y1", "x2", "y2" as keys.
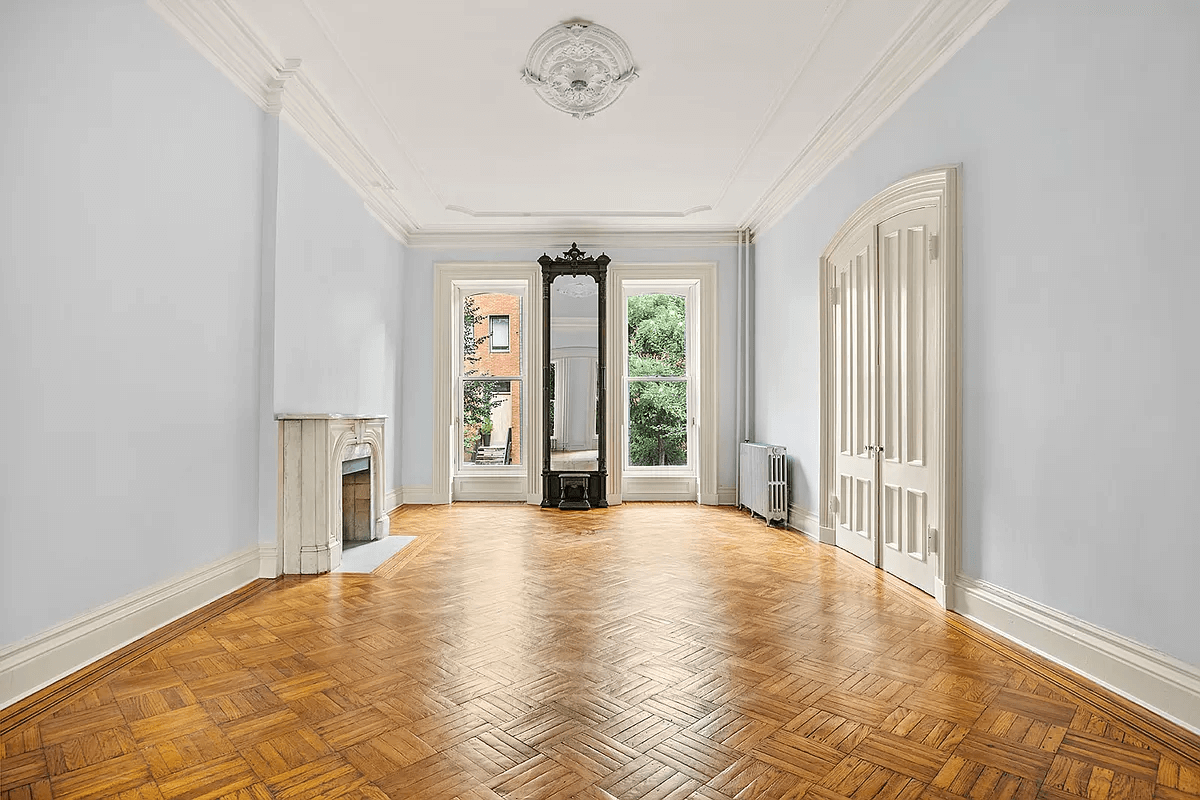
[
  {"x1": 445, "y1": 205, "x2": 712, "y2": 219},
  {"x1": 710, "y1": 0, "x2": 851, "y2": 210},
  {"x1": 406, "y1": 228, "x2": 743, "y2": 250},
  {"x1": 148, "y1": 0, "x2": 415, "y2": 243},
  {"x1": 742, "y1": 0, "x2": 1010, "y2": 235}
]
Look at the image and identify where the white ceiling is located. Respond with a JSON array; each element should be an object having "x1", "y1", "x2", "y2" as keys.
[{"x1": 191, "y1": 0, "x2": 1004, "y2": 237}]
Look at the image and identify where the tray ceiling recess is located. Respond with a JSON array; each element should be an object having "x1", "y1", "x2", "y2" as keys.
[
  {"x1": 521, "y1": 21, "x2": 638, "y2": 120},
  {"x1": 148, "y1": 0, "x2": 1011, "y2": 242}
]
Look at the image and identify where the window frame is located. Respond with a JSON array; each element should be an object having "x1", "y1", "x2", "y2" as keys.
[
  {"x1": 621, "y1": 281, "x2": 698, "y2": 475},
  {"x1": 488, "y1": 315, "x2": 511, "y2": 353},
  {"x1": 455, "y1": 283, "x2": 526, "y2": 476}
]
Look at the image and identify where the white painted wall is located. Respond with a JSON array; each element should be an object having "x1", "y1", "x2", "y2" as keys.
[
  {"x1": 400, "y1": 245, "x2": 737, "y2": 493},
  {"x1": 273, "y1": 120, "x2": 405, "y2": 496},
  {"x1": 754, "y1": 0, "x2": 1200, "y2": 666},
  {"x1": 0, "y1": 0, "x2": 264, "y2": 647}
]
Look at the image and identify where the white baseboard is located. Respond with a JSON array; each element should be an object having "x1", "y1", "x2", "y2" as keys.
[
  {"x1": 622, "y1": 476, "x2": 697, "y2": 503},
  {"x1": 717, "y1": 486, "x2": 737, "y2": 505},
  {"x1": 788, "y1": 504, "x2": 834, "y2": 543},
  {"x1": 0, "y1": 544, "x2": 261, "y2": 711},
  {"x1": 451, "y1": 475, "x2": 529, "y2": 503},
  {"x1": 623, "y1": 492, "x2": 700, "y2": 502},
  {"x1": 787, "y1": 503, "x2": 820, "y2": 540},
  {"x1": 385, "y1": 488, "x2": 402, "y2": 513},
  {"x1": 258, "y1": 542, "x2": 280, "y2": 578},
  {"x1": 952, "y1": 575, "x2": 1200, "y2": 736},
  {"x1": 395, "y1": 484, "x2": 435, "y2": 505}
]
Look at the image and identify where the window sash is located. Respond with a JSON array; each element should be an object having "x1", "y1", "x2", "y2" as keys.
[
  {"x1": 622, "y1": 287, "x2": 695, "y2": 472},
  {"x1": 489, "y1": 315, "x2": 510, "y2": 351},
  {"x1": 459, "y1": 380, "x2": 522, "y2": 469},
  {"x1": 456, "y1": 286, "x2": 525, "y2": 473}
]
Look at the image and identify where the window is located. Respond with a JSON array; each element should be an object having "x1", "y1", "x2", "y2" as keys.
[
  {"x1": 624, "y1": 286, "x2": 695, "y2": 470},
  {"x1": 489, "y1": 315, "x2": 510, "y2": 352},
  {"x1": 459, "y1": 291, "x2": 523, "y2": 468}
]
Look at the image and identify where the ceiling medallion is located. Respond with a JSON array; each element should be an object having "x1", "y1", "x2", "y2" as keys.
[{"x1": 522, "y1": 21, "x2": 638, "y2": 119}]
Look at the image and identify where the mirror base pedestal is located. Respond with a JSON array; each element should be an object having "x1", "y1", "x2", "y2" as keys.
[
  {"x1": 542, "y1": 471, "x2": 607, "y2": 510},
  {"x1": 558, "y1": 474, "x2": 591, "y2": 510}
]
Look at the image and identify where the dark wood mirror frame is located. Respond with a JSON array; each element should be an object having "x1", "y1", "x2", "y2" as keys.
[{"x1": 540, "y1": 244, "x2": 609, "y2": 510}]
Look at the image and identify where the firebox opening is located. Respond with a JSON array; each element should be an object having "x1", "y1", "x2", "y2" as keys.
[{"x1": 341, "y1": 457, "x2": 372, "y2": 549}]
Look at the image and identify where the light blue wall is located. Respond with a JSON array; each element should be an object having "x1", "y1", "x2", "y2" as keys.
[
  {"x1": 273, "y1": 120, "x2": 405, "y2": 494},
  {"x1": 400, "y1": 245, "x2": 738, "y2": 492},
  {"x1": 0, "y1": 0, "x2": 264, "y2": 646},
  {"x1": 754, "y1": 0, "x2": 1200, "y2": 665}
]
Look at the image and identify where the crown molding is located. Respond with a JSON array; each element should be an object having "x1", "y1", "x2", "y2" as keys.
[
  {"x1": 742, "y1": 0, "x2": 1009, "y2": 234},
  {"x1": 445, "y1": 205, "x2": 712, "y2": 219},
  {"x1": 711, "y1": 0, "x2": 850, "y2": 211},
  {"x1": 150, "y1": 0, "x2": 1005, "y2": 245},
  {"x1": 148, "y1": 0, "x2": 415, "y2": 243},
  {"x1": 406, "y1": 228, "x2": 743, "y2": 250}
]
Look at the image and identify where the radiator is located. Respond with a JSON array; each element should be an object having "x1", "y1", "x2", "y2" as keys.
[{"x1": 738, "y1": 442, "x2": 788, "y2": 525}]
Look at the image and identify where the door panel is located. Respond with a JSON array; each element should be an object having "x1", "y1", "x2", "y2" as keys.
[
  {"x1": 878, "y1": 207, "x2": 939, "y2": 594},
  {"x1": 833, "y1": 232, "x2": 877, "y2": 566}
]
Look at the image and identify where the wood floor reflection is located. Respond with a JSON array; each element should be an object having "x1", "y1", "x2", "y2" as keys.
[{"x1": 2, "y1": 503, "x2": 1198, "y2": 799}]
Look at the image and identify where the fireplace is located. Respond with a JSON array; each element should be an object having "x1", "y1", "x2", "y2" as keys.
[
  {"x1": 276, "y1": 415, "x2": 389, "y2": 574},
  {"x1": 341, "y1": 456, "x2": 373, "y2": 545}
]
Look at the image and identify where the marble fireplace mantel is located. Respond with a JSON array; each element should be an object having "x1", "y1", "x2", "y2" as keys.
[{"x1": 276, "y1": 414, "x2": 389, "y2": 574}]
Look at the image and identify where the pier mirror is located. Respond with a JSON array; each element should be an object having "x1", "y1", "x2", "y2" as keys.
[{"x1": 540, "y1": 245, "x2": 609, "y2": 509}]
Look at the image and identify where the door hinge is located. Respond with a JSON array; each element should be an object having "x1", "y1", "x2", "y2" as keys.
[
  {"x1": 927, "y1": 525, "x2": 939, "y2": 554},
  {"x1": 829, "y1": 494, "x2": 840, "y2": 516},
  {"x1": 828, "y1": 285, "x2": 840, "y2": 305},
  {"x1": 928, "y1": 233, "x2": 939, "y2": 261}
]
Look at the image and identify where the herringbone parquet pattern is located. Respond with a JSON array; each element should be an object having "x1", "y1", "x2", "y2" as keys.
[{"x1": 3, "y1": 503, "x2": 1198, "y2": 799}]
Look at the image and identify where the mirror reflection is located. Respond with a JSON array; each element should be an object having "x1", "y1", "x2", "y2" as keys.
[{"x1": 550, "y1": 274, "x2": 599, "y2": 471}]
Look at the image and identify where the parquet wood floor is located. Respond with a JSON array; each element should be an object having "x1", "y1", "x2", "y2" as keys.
[{"x1": 3, "y1": 503, "x2": 1198, "y2": 800}]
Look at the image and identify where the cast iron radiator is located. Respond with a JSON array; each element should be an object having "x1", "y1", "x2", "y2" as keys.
[{"x1": 738, "y1": 442, "x2": 788, "y2": 525}]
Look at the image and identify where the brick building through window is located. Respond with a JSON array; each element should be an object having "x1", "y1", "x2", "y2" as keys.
[{"x1": 462, "y1": 292, "x2": 522, "y2": 466}]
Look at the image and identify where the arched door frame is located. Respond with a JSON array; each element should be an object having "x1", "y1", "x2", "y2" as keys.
[{"x1": 818, "y1": 165, "x2": 962, "y2": 608}]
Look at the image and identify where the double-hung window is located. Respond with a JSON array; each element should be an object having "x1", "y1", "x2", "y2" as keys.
[
  {"x1": 457, "y1": 287, "x2": 524, "y2": 470},
  {"x1": 623, "y1": 282, "x2": 697, "y2": 472}
]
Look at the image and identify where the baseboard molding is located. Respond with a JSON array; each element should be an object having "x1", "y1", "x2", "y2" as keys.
[
  {"x1": 787, "y1": 503, "x2": 825, "y2": 541},
  {"x1": 385, "y1": 488, "x2": 402, "y2": 513},
  {"x1": 0, "y1": 544, "x2": 262, "y2": 715},
  {"x1": 622, "y1": 476, "x2": 698, "y2": 503},
  {"x1": 622, "y1": 493, "x2": 701, "y2": 502},
  {"x1": 397, "y1": 485, "x2": 436, "y2": 505},
  {"x1": 717, "y1": 486, "x2": 737, "y2": 506},
  {"x1": 952, "y1": 575, "x2": 1200, "y2": 737},
  {"x1": 258, "y1": 542, "x2": 280, "y2": 579}
]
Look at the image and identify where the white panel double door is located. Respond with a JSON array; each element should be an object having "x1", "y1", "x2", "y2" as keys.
[{"x1": 832, "y1": 207, "x2": 940, "y2": 595}]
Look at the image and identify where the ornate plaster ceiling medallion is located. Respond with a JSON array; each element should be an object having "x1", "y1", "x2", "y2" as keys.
[{"x1": 522, "y1": 21, "x2": 638, "y2": 119}]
